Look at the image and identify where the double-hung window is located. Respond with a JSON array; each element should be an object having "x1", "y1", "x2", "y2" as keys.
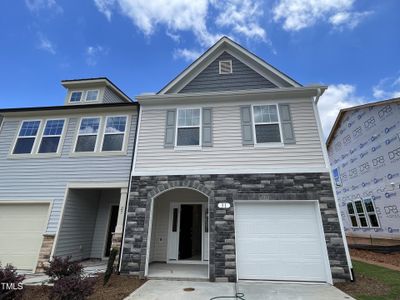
[
  {"x1": 102, "y1": 116, "x2": 127, "y2": 151},
  {"x1": 13, "y1": 120, "x2": 41, "y2": 154},
  {"x1": 363, "y1": 198, "x2": 379, "y2": 228},
  {"x1": 85, "y1": 90, "x2": 99, "y2": 102},
  {"x1": 70, "y1": 91, "x2": 83, "y2": 103},
  {"x1": 354, "y1": 200, "x2": 369, "y2": 227},
  {"x1": 253, "y1": 105, "x2": 281, "y2": 143},
  {"x1": 347, "y1": 202, "x2": 358, "y2": 227},
  {"x1": 75, "y1": 117, "x2": 100, "y2": 152},
  {"x1": 176, "y1": 108, "x2": 201, "y2": 146},
  {"x1": 38, "y1": 119, "x2": 65, "y2": 153}
]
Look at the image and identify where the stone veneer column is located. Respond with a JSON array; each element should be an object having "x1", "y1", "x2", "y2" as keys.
[{"x1": 35, "y1": 234, "x2": 55, "y2": 273}]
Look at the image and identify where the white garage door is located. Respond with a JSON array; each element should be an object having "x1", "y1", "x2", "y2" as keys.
[
  {"x1": 0, "y1": 203, "x2": 49, "y2": 271},
  {"x1": 235, "y1": 201, "x2": 330, "y2": 282}
]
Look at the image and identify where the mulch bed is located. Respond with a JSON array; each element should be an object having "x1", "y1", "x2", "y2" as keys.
[
  {"x1": 22, "y1": 275, "x2": 146, "y2": 300},
  {"x1": 335, "y1": 273, "x2": 391, "y2": 297},
  {"x1": 351, "y1": 248, "x2": 400, "y2": 268}
]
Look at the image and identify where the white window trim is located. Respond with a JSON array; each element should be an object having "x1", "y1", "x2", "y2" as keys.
[
  {"x1": 175, "y1": 107, "x2": 202, "y2": 149},
  {"x1": 353, "y1": 199, "x2": 370, "y2": 228},
  {"x1": 219, "y1": 60, "x2": 232, "y2": 74},
  {"x1": 251, "y1": 104, "x2": 284, "y2": 147},
  {"x1": 85, "y1": 89, "x2": 100, "y2": 102},
  {"x1": 69, "y1": 90, "x2": 83, "y2": 103},
  {"x1": 36, "y1": 118, "x2": 67, "y2": 155},
  {"x1": 73, "y1": 116, "x2": 102, "y2": 153},
  {"x1": 347, "y1": 202, "x2": 359, "y2": 228},
  {"x1": 363, "y1": 198, "x2": 380, "y2": 228},
  {"x1": 11, "y1": 119, "x2": 42, "y2": 155},
  {"x1": 99, "y1": 115, "x2": 130, "y2": 153}
]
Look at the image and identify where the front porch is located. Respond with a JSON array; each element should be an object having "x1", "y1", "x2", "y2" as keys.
[{"x1": 146, "y1": 188, "x2": 210, "y2": 280}]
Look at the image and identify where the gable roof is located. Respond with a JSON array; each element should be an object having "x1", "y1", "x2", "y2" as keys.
[
  {"x1": 326, "y1": 97, "x2": 400, "y2": 147},
  {"x1": 158, "y1": 36, "x2": 301, "y2": 94}
]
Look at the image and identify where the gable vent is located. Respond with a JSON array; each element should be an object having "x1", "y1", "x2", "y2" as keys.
[{"x1": 219, "y1": 60, "x2": 232, "y2": 74}]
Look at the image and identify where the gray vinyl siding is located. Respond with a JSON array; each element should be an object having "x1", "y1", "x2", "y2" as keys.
[
  {"x1": 135, "y1": 98, "x2": 326, "y2": 174},
  {"x1": 103, "y1": 87, "x2": 126, "y2": 103},
  {"x1": 0, "y1": 108, "x2": 137, "y2": 234},
  {"x1": 179, "y1": 52, "x2": 277, "y2": 93},
  {"x1": 54, "y1": 189, "x2": 100, "y2": 260},
  {"x1": 90, "y1": 189, "x2": 120, "y2": 258}
]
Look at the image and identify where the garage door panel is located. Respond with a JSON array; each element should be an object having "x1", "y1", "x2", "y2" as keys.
[
  {"x1": 0, "y1": 203, "x2": 49, "y2": 270},
  {"x1": 235, "y1": 201, "x2": 329, "y2": 282}
]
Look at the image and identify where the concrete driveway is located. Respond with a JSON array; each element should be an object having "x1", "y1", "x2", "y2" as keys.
[{"x1": 125, "y1": 280, "x2": 354, "y2": 300}]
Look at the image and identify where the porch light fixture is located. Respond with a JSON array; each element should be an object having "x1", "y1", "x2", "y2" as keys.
[{"x1": 218, "y1": 202, "x2": 231, "y2": 209}]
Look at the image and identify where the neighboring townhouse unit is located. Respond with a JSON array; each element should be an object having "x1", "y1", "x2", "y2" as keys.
[
  {"x1": 327, "y1": 97, "x2": 400, "y2": 247},
  {"x1": 120, "y1": 37, "x2": 352, "y2": 283},
  {"x1": 0, "y1": 78, "x2": 138, "y2": 272}
]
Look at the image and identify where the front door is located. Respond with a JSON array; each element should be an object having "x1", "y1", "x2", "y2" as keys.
[
  {"x1": 167, "y1": 203, "x2": 207, "y2": 262},
  {"x1": 104, "y1": 205, "x2": 119, "y2": 257}
]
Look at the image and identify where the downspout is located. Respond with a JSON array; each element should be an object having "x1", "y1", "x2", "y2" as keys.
[
  {"x1": 117, "y1": 104, "x2": 140, "y2": 274},
  {"x1": 313, "y1": 88, "x2": 354, "y2": 281}
]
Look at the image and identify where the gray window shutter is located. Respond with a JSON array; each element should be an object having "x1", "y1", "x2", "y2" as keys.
[
  {"x1": 202, "y1": 108, "x2": 213, "y2": 147},
  {"x1": 240, "y1": 106, "x2": 254, "y2": 146},
  {"x1": 164, "y1": 109, "x2": 176, "y2": 148},
  {"x1": 279, "y1": 104, "x2": 296, "y2": 144}
]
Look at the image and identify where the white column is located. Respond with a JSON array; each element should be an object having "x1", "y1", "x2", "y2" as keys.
[{"x1": 115, "y1": 188, "x2": 128, "y2": 233}]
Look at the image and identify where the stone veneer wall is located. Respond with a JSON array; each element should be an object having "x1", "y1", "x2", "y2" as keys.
[
  {"x1": 121, "y1": 173, "x2": 351, "y2": 282},
  {"x1": 35, "y1": 234, "x2": 55, "y2": 273}
]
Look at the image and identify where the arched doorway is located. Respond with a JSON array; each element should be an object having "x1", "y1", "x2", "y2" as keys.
[{"x1": 145, "y1": 187, "x2": 209, "y2": 279}]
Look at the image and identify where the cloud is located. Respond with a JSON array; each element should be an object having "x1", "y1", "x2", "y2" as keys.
[
  {"x1": 317, "y1": 84, "x2": 364, "y2": 137},
  {"x1": 93, "y1": 0, "x2": 268, "y2": 49},
  {"x1": 25, "y1": 0, "x2": 63, "y2": 14},
  {"x1": 372, "y1": 75, "x2": 400, "y2": 99},
  {"x1": 273, "y1": 0, "x2": 371, "y2": 31},
  {"x1": 173, "y1": 48, "x2": 202, "y2": 62},
  {"x1": 37, "y1": 32, "x2": 56, "y2": 54},
  {"x1": 85, "y1": 45, "x2": 109, "y2": 66}
]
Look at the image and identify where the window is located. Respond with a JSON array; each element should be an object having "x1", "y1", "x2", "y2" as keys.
[
  {"x1": 176, "y1": 108, "x2": 201, "y2": 146},
  {"x1": 253, "y1": 105, "x2": 281, "y2": 143},
  {"x1": 219, "y1": 60, "x2": 232, "y2": 74},
  {"x1": 347, "y1": 202, "x2": 358, "y2": 227},
  {"x1": 85, "y1": 90, "x2": 99, "y2": 102},
  {"x1": 102, "y1": 116, "x2": 127, "y2": 151},
  {"x1": 75, "y1": 117, "x2": 100, "y2": 152},
  {"x1": 363, "y1": 198, "x2": 379, "y2": 228},
  {"x1": 38, "y1": 119, "x2": 65, "y2": 153},
  {"x1": 13, "y1": 120, "x2": 41, "y2": 154},
  {"x1": 70, "y1": 91, "x2": 82, "y2": 102},
  {"x1": 354, "y1": 200, "x2": 369, "y2": 227}
]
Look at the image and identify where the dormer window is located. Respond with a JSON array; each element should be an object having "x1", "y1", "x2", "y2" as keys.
[
  {"x1": 85, "y1": 90, "x2": 99, "y2": 102},
  {"x1": 219, "y1": 60, "x2": 232, "y2": 74},
  {"x1": 70, "y1": 91, "x2": 83, "y2": 102}
]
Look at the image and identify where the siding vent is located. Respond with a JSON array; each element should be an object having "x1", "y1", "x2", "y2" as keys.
[{"x1": 219, "y1": 60, "x2": 232, "y2": 74}]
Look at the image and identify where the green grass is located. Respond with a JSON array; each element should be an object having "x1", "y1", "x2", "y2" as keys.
[{"x1": 351, "y1": 260, "x2": 400, "y2": 300}]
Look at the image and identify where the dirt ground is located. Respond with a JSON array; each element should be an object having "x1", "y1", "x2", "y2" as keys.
[
  {"x1": 22, "y1": 275, "x2": 146, "y2": 300},
  {"x1": 335, "y1": 273, "x2": 391, "y2": 297},
  {"x1": 350, "y1": 248, "x2": 400, "y2": 268}
]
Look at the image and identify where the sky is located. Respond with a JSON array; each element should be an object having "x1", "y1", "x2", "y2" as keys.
[{"x1": 0, "y1": 0, "x2": 399, "y2": 137}]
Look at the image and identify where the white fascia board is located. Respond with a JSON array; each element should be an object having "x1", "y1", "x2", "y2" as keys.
[{"x1": 137, "y1": 86, "x2": 328, "y2": 106}]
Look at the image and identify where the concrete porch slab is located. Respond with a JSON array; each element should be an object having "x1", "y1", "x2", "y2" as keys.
[
  {"x1": 125, "y1": 280, "x2": 355, "y2": 300},
  {"x1": 148, "y1": 263, "x2": 208, "y2": 280}
]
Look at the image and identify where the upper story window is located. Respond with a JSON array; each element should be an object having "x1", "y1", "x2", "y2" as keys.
[
  {"x1": 70, "y1": 91, "x2": 83, "y2": 102},
  {"x1": 85, "y1": 90, "x2": 99, "y2": 102},
  {"x1": 176, "y1": 108, "x2": 201, "y2": 146},
  {"x1": 13, "y1": 120, "x2": 41, "y2": 154},
  {"x1": 75, "y1": 117, "x2": 100, "y2": 152},
  {"x1": 252, "y1": 105, "x2": 281, "y2": 143},
  {"x1": 102, "y1": 116, "x2": 127, "y2": 151},
  {"x1": 38, "y1": 119, "x2": 65, "y2": 153}
]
